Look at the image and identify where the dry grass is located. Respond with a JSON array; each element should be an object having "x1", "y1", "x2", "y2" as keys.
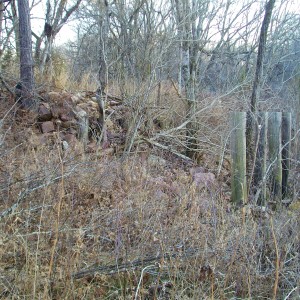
[
  {"x1": 0, "y1": 80, "x2": 299, "y2": 299},
  {"x1": 0, "y1": 130, "x2": 299, "y2": 299}
]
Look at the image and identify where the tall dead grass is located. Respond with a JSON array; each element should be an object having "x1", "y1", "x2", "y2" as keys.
[
  {"x1": 0, "y1": 76, "x2": 299, "y2": 299},
  {"x1": 0, "y1": 127, "x2": 299, "y2": 299}
]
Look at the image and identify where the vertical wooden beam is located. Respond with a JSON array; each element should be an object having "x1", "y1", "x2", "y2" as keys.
[
  {"x1": 253, "y1": 112, "x2": 268, "y2": 206},
  {"x1": 268, "y1": 112, "x2": 282, "y2": 206},
  {"x1": 246, "y1": 111, "x2": 255, "y2": 189},
  {"x1": 231, "y1": 112, "x2": 247, "y2": 206},
  {"x1": 76, "y1": 109, "x2": 89, "y2": 149},
  {"x1": 282, "y1": 112, "x2": 292, "y2": 199}
]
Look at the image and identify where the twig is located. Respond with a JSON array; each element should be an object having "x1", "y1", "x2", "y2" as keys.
[
  {"x1": 153, "y1": 98, "x2": 219, "y2": 138},
  {"x1": 142, "y1": 137, "x2": 192, "y2": 161},
  {"x1": 169, "y1": 78, "x2": 182, "y2": 98},
  {"x1": 73, "y1": 248, "x2": 203, "y2": 279},
  {"x1": 0, "y1": 164, "x2": 80, "y2": 219},
  {"x1": 270, "y1": 217, "x2": 279, "y2": 300},
  {"x1": 105, "y1": 92, "x2": 123, "y2": 103},
  {"x1": 48, "y1": 145, "x2": 65, "y2": 278},
  {"x1": 283, "y1": 286, "x2": 298, "y2": 300},
  {"x1": 217, "y1": 130, "x2": 231, "y2": 178},
  {"x1": 134, "y1": 265, "x2": 156, "y2": 300},
  {"x1": 0, "y1": 74, "x2": 15, "y2": 96}
]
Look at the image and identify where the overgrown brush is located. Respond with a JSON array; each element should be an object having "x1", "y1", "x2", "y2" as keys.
[
  {"x1": 0, "y1": 131, "x2": 299, "y2": 299},
  {"x1": 0, "y1": 78, "x2": 299, "y2": 299}
]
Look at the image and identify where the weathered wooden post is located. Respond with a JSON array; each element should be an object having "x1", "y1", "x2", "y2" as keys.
[
  {"x1": 231, "y1": 112, "x2": 247, "y2": 206},
  {"x1": 76, "y1": 108, "x2": 89, "y2": 149},
  {"x1": 268, "y1": 112, "x2": 282, "y2": 206},
  {"x1": 282, "y1": 112, "x2": 292, "y2": 199},
  {"x1": 253, "y1": 112, "x2": 268, "y2": 206}
]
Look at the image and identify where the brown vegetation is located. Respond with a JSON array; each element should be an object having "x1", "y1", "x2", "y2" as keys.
[{"x1": 0, "y1": 81, "x2": 299, "y2": 299}]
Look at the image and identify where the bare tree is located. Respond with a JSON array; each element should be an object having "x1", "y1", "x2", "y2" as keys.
[
  {"x1": 17, "y1": 0, "x2": 35, "y2": 108},
  {"x1": 0, "y1": 1, "x2": 14, "y2": 62},
  {"x1": 33, "y1": 0, "x2": 82, "y2": 73},
  {"x1": 1, "y1": 0, "x2": 20, "y2": 57},
  {"x1": 96, "y1": 0, "x2": 110, "y2": 146},
  {"x1": 62, "y1": 0, "x2": 298, "y2": 162},
  {"x1": 250, "y1": 0, "x2": 276, "y2": 112},
  {"x1": 0, "y1": 0, "x2": 41, "y2": 64},
  {"x1": 173, "y1": 0, "x2": 203, "y2": 158},
  {"x1": 246, "y1": 0, "x2": 276, "y2": 178}
]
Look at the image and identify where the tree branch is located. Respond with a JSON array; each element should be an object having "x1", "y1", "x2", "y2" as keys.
[{"x1": 54, "y1": 0, "x2": 82, "y2": 35}]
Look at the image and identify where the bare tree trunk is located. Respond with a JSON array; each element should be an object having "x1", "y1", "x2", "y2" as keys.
[
  {"x1": 250, "y1": 0, "x2": 276, "y2": 112},
  {"x1": 97, "y1": 0, "x2": 110, "y2": 146},
  {"x1": 0, "y1": 0, "x2": 15, "y2": 59},
  {"x1": 174, "y1": 0, "x2": 199, "y2": 159},
  {"x1": 185, "y1": 66, "x2": 197, "y2": 158},
  {"x1": 17, "y1": 0, "x2": 36, "y2": 109},
  {"x1": 0, "y1": 2, "x2": 3, "y2": 58},
  {"x1": 40, "y1": 36, "x2": 53, "y2": 74},
  {"x1": 177, "y1": 39, "x2": 182, "y2": 95},
  {"x1": 246, "y1": 0, "x2": 276, "y2": 177},
  {"x1": 11, "y1": 0, "x2": 20, "y2": 57}
]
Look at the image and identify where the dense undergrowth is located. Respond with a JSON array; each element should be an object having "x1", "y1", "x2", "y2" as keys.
[{"x1": 0, "y1": 85, "x2": 299, "y2": 300}]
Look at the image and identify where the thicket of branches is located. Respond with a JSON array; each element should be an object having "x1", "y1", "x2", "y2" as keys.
[
  {"x1": 0, "y1": 1, "x2": 300, "y2": 299},
  {"x1": 65, "y1": 0, "x2": 300, "y2": 96},
  {"x1": 62, "y1": 0, "x2": 300, "y2": 158},
  {"x1": 0, "y1": 0, "x2": 299, "y2": 156}
]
